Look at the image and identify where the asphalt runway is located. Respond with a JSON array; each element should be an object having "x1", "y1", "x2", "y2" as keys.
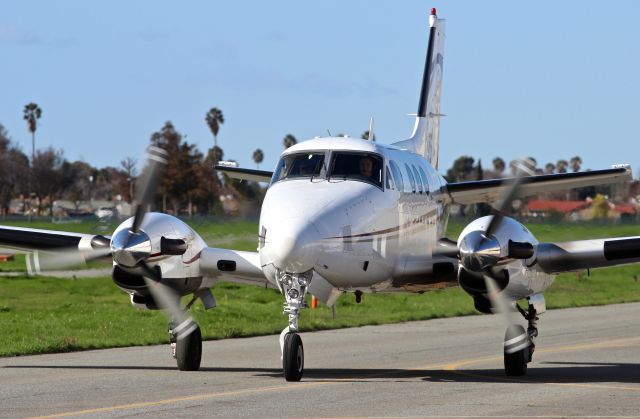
[{"x1": 2, "y1": 302, "x2": 640, "y2": 418}]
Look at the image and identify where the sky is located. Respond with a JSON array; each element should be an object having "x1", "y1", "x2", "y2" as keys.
[{"x1": 1, "y1": 1, "x2": 639, "y2": 177}]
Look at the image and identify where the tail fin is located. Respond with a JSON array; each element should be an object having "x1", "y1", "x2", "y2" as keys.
[{"x1": 392, "y1": 8, "x2": 446, "y2": 168}]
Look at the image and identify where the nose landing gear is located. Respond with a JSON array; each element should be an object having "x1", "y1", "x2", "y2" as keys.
[
  {"x1": 277, "y1": 270, "x2": 312, "y2": 381},
  {"x1": 282, "y1": 332, "x2": 304, "y2": 381}
]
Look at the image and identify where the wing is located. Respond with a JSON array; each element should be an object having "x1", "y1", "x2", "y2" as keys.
[
  {"x1": 445, "y1": 167, "x2": 631, "y2": 205},
  {"x1": 535, "y1": 236, "x2": 640, "y2": 273},
  {"x1": 0, "y1": 225, "x2": 110, "y2": 252},
  {"x1": 214, "y1": 165, "x2": 273, "y2": 183}
]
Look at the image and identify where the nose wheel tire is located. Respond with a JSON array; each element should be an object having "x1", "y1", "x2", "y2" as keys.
[
  {"x1": 176, "y1": 325, "x2": 202, "y2": 371},
  {"x1": 283, "y1": 333, "x2": 304, "y2": 381}
]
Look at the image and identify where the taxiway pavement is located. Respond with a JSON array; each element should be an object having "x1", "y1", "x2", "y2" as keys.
[{"x1": 2, "y1": 302, "x2": 640, "y2": 418}]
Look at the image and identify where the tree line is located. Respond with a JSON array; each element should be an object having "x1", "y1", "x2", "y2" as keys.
[
  {"x1": 9, "y1": 101, "x2": 604, "y2": 218},
  {"x1": 444, "y1": 155, "x2": 585, "y2": 183},
  {"x1": 443, "y1": 155, "x2": 627, "y2": 208},
  {"x1": 0, "y1": 104, "x2": 306, "y2": 217}
]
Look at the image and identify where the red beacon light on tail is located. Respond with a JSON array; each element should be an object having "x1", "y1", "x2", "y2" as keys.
[{"x1": 431, "y1": 8, "x2": 437, "y2": 16}]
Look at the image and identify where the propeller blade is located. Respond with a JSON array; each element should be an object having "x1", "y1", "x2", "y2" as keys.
[
  {"x1": 485, "y1": 159, "x2": 534, "y2": 238},
  {"x1": 131, "y1": 146, "x2": 169, "y2": 234},
  {"x1": 483, "y1": 275, "x2": 519, "y2": 327},
  {"x1": 26, "y1": 247, "x2": 112, "y2": 275},
  {"x1": 139, "y1": 261, "x2": 197, "y2": 340}
]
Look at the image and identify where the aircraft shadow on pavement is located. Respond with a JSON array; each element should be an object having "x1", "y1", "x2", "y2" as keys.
[{"x1": 4, "y1": 362, "x2": 640, "y2": 384}]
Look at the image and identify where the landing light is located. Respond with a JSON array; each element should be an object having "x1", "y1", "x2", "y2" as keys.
[{"x1": 288, "y1": 289, "x2": 300, "y2": 299}]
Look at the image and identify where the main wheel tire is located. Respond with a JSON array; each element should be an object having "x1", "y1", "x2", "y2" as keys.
[
  {"x1": 504, "y1": 324, "x2": 528, "y2": 376},
  {"x1": 283, "y1": 333, "x2": 304, "y2": 382},
  {"x1": 504, "y1": 348, "x2": 528, "y2": 376},
  {"x1": 176, "y1": 326, "x2": 202, "y2": 371}
]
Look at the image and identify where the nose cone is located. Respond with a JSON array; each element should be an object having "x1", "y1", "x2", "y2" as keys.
[
  {"x1": 110, "y1": 229, "x2": 152, "y2": 267},
  {"x1": 459, "y1": 230, "x2": 501, "y2": 272},
  {"x1": 266, "y1": 220, "x2": 321, "y2": 273}
]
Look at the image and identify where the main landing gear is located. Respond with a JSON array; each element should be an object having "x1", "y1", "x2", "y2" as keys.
[
  {"x1": 169, "y1": 318, "x2": 202, "y2": 371},
  {"x1": 278, "y1": 271, "x2": 312, "y2": 381},
  {"x1": 503, "y1": 303, "x2": 538, "y2": 376}
]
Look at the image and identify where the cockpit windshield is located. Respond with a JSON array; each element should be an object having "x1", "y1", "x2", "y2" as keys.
[
  {"x1": 271, "y1": 152, "x2": 326, "y2": 184},
  {"x1": 328, "y1": 152, "x2": 383, "y2": 188}
]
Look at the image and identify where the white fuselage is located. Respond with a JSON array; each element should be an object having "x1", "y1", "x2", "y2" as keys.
[{"x1": 258, "y1": 137, "x2": 452, "y2": 292}]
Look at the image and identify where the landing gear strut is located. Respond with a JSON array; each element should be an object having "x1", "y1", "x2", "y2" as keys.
[
  {"x1": 503, "y1": 303, "x2": 538, "y2": 376},
  {"x1": 278, "y1": 271, "x2": 312, "y2": 381}
]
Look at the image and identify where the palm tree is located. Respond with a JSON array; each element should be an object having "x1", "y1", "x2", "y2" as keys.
[
  {"x1": 492, "y1": 157, "x2": 505, "y2": 175},
  {"x1": 570, "y1": 156, "x2": 582, "y2": 172},
  {"x1": 361, "y1": 131, "x2": 376, "y2": 141},
  {"x1": 556, "y1": 159, "x2": 569, "y2": 173},
  {"x1": 282, "y1": 134, "x2": 297, "y2": 149},
  {"x1": 23, "y1": 102, "x2": 42, "y2": 221},
  {"x1": 23, "y1": 102, "x2": 42, "y2": 163},
  {"x1": 205, "y1": 107, "x2": 224, "y2": 148},
  {"x1": 252, "y1": 149, "x2": 264, "y2": 169},
  {"x1": 544, "y1": 162, "x2": 556, "y2": 174}
]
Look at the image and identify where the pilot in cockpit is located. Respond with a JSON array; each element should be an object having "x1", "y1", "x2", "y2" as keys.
[{"x1": 359, "y1": 156, "x2": 374, "y2": 178}]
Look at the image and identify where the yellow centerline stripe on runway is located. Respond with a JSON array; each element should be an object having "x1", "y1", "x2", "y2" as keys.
[
  {"x1": 311, "y1": 416, "x2": 640, "y2": 418},
  {"x1": 31, "y1": 337, "x2": 640, "y2": 418},
  {"x1": 30, "y1": 382, "x2": 335, "y2": 419},
  {"x1": 442, "y1": 336, "x2": 640, "y2": 392}
]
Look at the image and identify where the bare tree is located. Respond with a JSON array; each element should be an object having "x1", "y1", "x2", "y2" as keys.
[
  {"x1": 32, "y1": 147, "x2": 64, "y2": 216},
  {"x1": 120, "y1": 157, "x2": 137, "y2": 203}
]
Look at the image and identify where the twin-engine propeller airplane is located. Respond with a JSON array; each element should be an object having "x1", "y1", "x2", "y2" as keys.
[{"x1": 1, "y1": 8, "x2": 638, "y2": 381}]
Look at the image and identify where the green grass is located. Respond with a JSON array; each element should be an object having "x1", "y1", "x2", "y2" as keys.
[{"x1": 0, "y1": 218, "x2": 639, "y2": 357}]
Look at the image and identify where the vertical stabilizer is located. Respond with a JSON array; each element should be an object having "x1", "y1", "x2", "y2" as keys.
[{"x1": 392, "y1": 8, "x2": 445, "y2": 168}]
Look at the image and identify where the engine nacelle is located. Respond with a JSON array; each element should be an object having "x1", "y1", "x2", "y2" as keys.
[
  {"x1": 110, "y1": 212, "x2": 211, "y2": 306},
  {"x1": 456, "y1": 216, "x2": 542, "y2": 303}
]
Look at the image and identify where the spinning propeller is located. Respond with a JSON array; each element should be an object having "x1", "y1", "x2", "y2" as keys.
[
  {"x1": 437, "y1": 159, "x2": 537, "y2": 309},
  {"x1": 28, "y1": 145, "x2": 196, "y2": 339},
  {"x1": 110, "y1": 145, "x2": 197, "y2": 339}
]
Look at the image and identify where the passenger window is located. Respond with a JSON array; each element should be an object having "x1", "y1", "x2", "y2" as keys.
[
  {"x1": 418, "y1": 166, "x2": 430, "y2": 194},
  {"x1": 412, "y1": 166, "x2": 423, "y2": 194},
  {"x1": 385, "y1": 166, "x2": 394, "y2": 190},
  {"x1": 389, "y1": 160, "x2": 404, "y2": 192},
  {"x1": 404, "y1": 164, "x2": 416, "y2": 193}
]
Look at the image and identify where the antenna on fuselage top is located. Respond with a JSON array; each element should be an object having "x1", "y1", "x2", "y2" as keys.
[
  {"x1": 367, "y1": 117, "x2": 375, "y2": 141},
  {"x1": 327, "y1": 129, "x2": 332, "y2": 136}
]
